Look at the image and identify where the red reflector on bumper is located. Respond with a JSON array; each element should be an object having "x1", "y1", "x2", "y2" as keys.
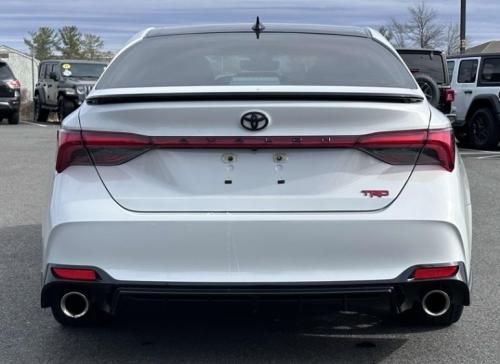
[
  {"x1": 52, "y1": 268, "x2": 97, "y2": 281},
  {"x1": 413, "y1": 266, "x2": 459, "y2": 280}
]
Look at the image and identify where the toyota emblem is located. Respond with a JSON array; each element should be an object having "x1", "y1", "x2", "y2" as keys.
[{"x1": 240, "y1": 111, "x2": 269, "y2": 131}]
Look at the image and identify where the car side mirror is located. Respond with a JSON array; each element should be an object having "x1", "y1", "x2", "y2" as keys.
[{"x1": 49, "y1": 72, "x2": 59, "y2": 81}]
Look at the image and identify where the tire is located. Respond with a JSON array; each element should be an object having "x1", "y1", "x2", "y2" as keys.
[
  {"x1": 468, "y1": 107, "x2": 500, "y2": 149},
  {"x1": 58, "y1": 96, "x2": 76, "y2": 122},
  {"x1": 34, "y1": 96, "x2": 49, "y2": 122},
  {"x1": 454, "y1": 125, "x2": 470, "y2": 146},
  {"x1": 8, "y1": 111, "x2": 20, "y2": 125},
  {"x1": 403, "y1": 302, "x2": 464, "y2": 327},
  {"x1": 414, "y1": 73, "x2": 440, "y2": 107}
]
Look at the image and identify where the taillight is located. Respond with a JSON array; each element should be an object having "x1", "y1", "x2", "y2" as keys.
[
  {"x1": 56, "y1": 129, "x2": 91, "y2": 173},
  {"x1": 56, "y1": 129, "x2": 150, "y2": 172},
  {"x1": 412, "y1": 265, "x2": 459, "y2": 280},
  {"x1": 357, "y1": 129, "x2": 455, "y2": 172},
  {"x1": 443, "y1": 88, "x2": 455, "y2": 103},
  {"x1": 55, "y1": 129, "x2": 455, "y2": 172},
  {"x1": 82, "y1": 131, "x2": 150, "y2": 166},
  {"x1": 418, "y1": 129, "x2": 455, "y2": 172},
  {"x1": 6, "y1": 79, "x2": 20, "y2": 89}
]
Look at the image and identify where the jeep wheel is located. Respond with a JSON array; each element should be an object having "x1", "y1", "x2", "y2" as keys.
[
  {"x1": 414, "y1": 73, "x2": 440, "y2": 107},
  {"x1": 34, "y1": 96, "x2": 49, "y2": 122},
  {"x1": 469, "y1": 108, "x2": 500, "y2": 149},
  {"x1": 58, "y1": 96, "x2": 76, "y2": 122},
  {"x1": 8, "y1": 111, "x2": 19, "y2": 125}
]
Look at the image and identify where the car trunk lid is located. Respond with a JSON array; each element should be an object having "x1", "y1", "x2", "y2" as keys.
[{"x1": 79, "y1": 88, "x2": 430, "y2": 212}]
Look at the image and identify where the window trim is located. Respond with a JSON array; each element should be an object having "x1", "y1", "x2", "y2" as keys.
[
  {"x1": 477, "y1": 57, "x2": 500, "y2": 87},
  {"x1": 447, "y1": 60, "x2": 455, "y2": 82},
  {"x1": 457, "y1": 59, "x2": 479, "y2": 84}
]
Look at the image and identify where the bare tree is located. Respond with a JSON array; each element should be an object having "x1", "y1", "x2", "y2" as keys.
[
  {"x1": 407, "y1": 1, "x2": 443, "y2": 49},
  {"x1": 389, "y1": 18, "x2": 408, "y2": 48},
  {"x1": 444, "y1": 23, "x2": 460, "y2": 56},
  {"x1": 377, "y1": 25, "x2": 393, "y2": 43}
]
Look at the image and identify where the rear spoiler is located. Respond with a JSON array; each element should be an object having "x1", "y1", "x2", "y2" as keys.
[{"x1": 86, "y1": 92, "x2": 424, "y2": 105}]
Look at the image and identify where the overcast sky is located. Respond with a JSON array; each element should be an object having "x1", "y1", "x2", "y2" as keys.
[{"x1": 1, "y1": 0, "x2": 499, "y2": 52}]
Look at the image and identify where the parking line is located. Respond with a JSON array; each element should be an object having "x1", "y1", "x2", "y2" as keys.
[
  {"x1": 460, "y1": 151, "x2": 500, "y2": 156},
  {"x1": 21, "y1": 121, "x2": 49, "y2": 128},
  {"x1": 477, "y1": 155, "x2": 500, "y2": 160}
]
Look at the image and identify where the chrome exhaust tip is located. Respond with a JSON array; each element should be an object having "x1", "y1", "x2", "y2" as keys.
[
  {"x1": 421, "y1": 289, "x2": 451, "y2": 317},
  {"x1": 60, "y1": 291, "x2": 89, "y2": 319}
]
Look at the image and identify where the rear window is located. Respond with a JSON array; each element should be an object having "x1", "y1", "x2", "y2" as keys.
[
  {"x1": 0, "y1": 62, "x2": 14, "y2": 79},
  {"x1": 97, "y1": 33, "x2": 416, "y2": 90},
  {"x1": 399, "y1": 52, "x2": 447, "y2": 84},
  {"x1": 480, "y1": 58, "x2": 500, "y2": 84}
]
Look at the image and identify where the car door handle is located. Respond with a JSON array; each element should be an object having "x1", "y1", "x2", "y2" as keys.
[{"x1": 464, "y1": 90, "x2": 472, "y2": 94}]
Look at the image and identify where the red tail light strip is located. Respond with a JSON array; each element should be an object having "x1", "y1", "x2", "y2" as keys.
[
  {"x1": 52, "y1": 267, "x2": 97, "y2": 281},
  {"x1": 412, "y1": 265, "x2": 459, "y2": 280},
  {"x1": 56, "y1": 129, "x2": 455, "y2": 172}
]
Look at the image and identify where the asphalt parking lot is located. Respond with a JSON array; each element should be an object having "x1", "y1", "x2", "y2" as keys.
[{"x1": 0, "y1": 121, "x2": 499, "y2": 363}]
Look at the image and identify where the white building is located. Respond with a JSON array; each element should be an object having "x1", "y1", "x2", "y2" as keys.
[{"x1": 0, "y1": 44, "x2": 39, "y2": 108}]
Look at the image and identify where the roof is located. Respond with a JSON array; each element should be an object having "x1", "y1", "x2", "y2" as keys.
[
  {"x1": 448, "y1": 52, "x2": 500, "y2": 60},
  {"x1": 145, "y1": 23, "x2": 372, "y2": 38},
  {"x1": 0, "y1": 44, "x2": 37, "y2": 61},
  {"x1": 466, "y1": 41, "x2": 500, "y2": 55},
  {"x1": 40, "y1": 59, "x2": 108, "y2": 64}
]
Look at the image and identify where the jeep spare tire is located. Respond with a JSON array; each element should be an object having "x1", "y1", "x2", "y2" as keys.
[{"x1": 414, "y1": 73, "x2": 440, "y2": 107}]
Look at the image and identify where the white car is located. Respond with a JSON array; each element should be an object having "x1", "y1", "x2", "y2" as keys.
[{"x1": 42, "y1": 22, "x2": 472, "y2": 326}]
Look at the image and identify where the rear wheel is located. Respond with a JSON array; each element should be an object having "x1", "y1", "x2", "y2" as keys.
[
  {"x1": 58, "y1": 96, "x2": 76, "y2": 122},
  {"x1": 8, "y1": 111, "x2": 19, "y2": 125},
  {"x1": 34, "y1": 96, "x2": 49, "y2": 122},
  {"x1": 468, "y1": 107, "x2": 500, "y2": 149}
]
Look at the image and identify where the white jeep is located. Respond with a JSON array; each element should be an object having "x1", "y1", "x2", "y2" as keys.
[{"x1": 448, "y1": 54, "x2": 500, "y2": 148}]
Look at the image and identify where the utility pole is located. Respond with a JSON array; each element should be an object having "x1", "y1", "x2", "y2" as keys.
[{"x1": 460, "y1": 0, "x2": 467, "y2": 54}]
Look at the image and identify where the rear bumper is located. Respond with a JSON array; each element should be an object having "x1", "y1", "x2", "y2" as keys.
[
  {"x1": 41, "y1": 263, "x2": 470, "y2": 314},
  {"x1": 0, "y1": 97, "x2": 20, "y2": 113}
]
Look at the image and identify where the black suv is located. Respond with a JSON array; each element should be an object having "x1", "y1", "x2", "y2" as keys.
[
  {"x1": 397, "y1": 49, "x2": 455, "y2": 120},
  {"x1": 0, "y1": 61, "x2": 21, "y2": 124},
  {"x1": 34, "y1": 60, "x2": 107, "y2": 122}
]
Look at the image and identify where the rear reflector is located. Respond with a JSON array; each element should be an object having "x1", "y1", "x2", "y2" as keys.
[
  {"x1": 412, "y1": 266, "x2": 459, "y2": 280},
  {"x1": 52, "y1": 267, "x2": 97, "y2": 281},
  {"x1": 55, "y1": 129, "x2": 455, "y2": 173}
]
